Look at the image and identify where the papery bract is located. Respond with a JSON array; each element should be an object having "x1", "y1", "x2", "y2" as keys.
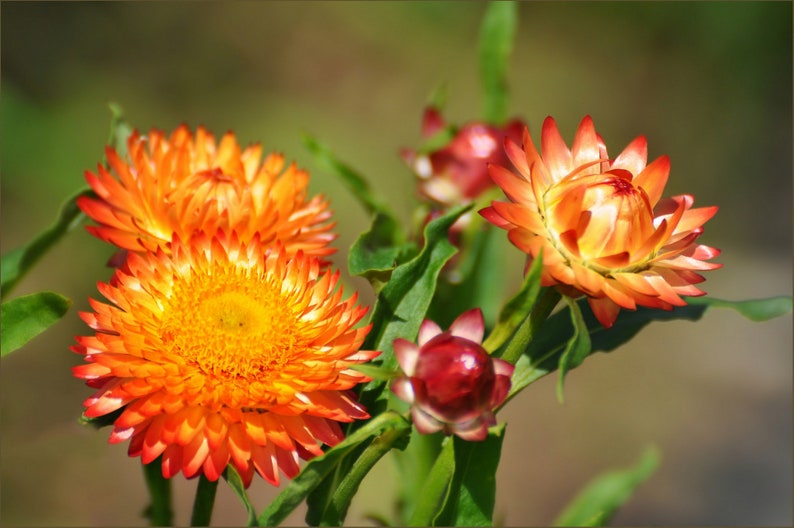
[
  {"x1": 72, "y1": 232, "x2": 377, "y2": 487},
  {"x1": 481, "y1": 116, "x2": 721, "y2": 328},
  {"x1": 78, "y1": 125, "x2": 336, "y2": 262},
  {"x1": 391, "y1": 308, "x2": 513, "y2": 441}
]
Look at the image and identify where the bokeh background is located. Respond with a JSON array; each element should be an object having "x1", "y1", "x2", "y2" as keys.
[{"x1": 1, "y1": 2, "x2": 791, "y2": 526}]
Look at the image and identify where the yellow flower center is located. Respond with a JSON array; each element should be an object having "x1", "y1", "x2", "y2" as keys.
[{"x1": 159, "y1": 263, "x2": 308, "y2": 381}]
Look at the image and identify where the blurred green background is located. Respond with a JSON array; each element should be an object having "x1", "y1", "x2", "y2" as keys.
[{"x1": 1, "y1": 2, "x2": 791, "y2": 526}]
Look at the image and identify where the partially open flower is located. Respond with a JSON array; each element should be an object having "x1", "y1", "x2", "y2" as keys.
[
  {"x1": 391, "y1": 309, "x2": 513, "y2": 441},
  {"x1": 401, "y1": 107, "x2": 526, "y2": 207},
  {"x1": 481, "y1": 116, "x2": 721, "y2": 328},
  {"x1": 78, "y1": 125, "x2": 336, "y2": 261},
  {"x1": 72, "y1": 232, "x2": 377, "y2": 487}
]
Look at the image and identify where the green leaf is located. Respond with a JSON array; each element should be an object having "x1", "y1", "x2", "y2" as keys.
[
  {"x1": 224, "y1": 466, "x2": 258, "y2": 526},
  {"x1": 78, "y1": 407, "x2": 125, "y2": 429},
  {"x1": 1, "y1": 190, "x2": 90, "y2": 296},
  {"x1": 308, "y1": 206, "x2": 466, "y2": 526},
  {"x1": 347, "y1": 363, "x2": 400, "y2": 381},
  {"x1": 508, "y1": 299, "x2": 708, "y2": 401},
  {"x1": 258, "y1": 411, "x2": 409, "y2": 527},
  {"x1": 1, "y1": 291, "x2": 71, "y2": 356},
  {"x1": 302, "y1": 134, "x2": 395, "y2": 218},
  {"x1": 507, "y1": 294, "x2": 787, "y2": 402},
  {"x1": 482, "y1": 248, "x2": 544, "y2": 353},
  {"x1": 556, "y1": 296, "x2": 592, "y2": 402},
  {"x1": 360, "y1": 204, "x2": 471, "y2": 402},
  {"x1": 478, "y1": 1, "x2": 518, "y2": 124},
  {"x1": 440, "y1": 425, "x2": 506, "y2": 526},
  {"x1": 688, "y1": 295, "x2": 792, "y2": 321},
  {"x1": 554, "y1": 447, "x2": 660, "y2": 526},
  {"x1": 317, "y1": 422, "x2": 411, "y2": 526},
  {"x1": 409, "y1": 425, "x2": 506, "y2": 527},
  {"x1": 349, "y1": 212, "x2": 416, "y2": 287}
]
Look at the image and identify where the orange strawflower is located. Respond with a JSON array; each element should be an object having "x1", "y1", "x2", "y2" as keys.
[
  {"x1": 78, "y1": 125, "x2": 335, "y2": 261},
  {"x1": 481, "y1": 116, "x2": 721, "y2": 328},
  {"x1": 72, "y1": 232, "x2": 377, "y2": 487}
]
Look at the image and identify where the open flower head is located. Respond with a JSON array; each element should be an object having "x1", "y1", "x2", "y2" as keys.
[
  {"x1": 72, "y1": 232, "x2": 377, "y2": 487},
  {"x1": 481, "y1": 116, "x2": 721, "y2": 328},
  {"x1": 391, "y1": 309, "x2": 513, "y2": 441},
  {"x1": 78, "y1": 125, "x2": 335, "y2": 261},
  {"x1": 401, "y1": 106, "x2": 526, "y2": 206}
]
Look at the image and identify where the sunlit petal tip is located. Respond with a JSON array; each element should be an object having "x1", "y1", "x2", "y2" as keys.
[
  {"x1": 611, "y1": 135, "x2": 648, "y2": 176},
  {"x1": 449, "y1": 308, "x2": 485, "y2": 343},
  {"x1": 392, "y1": 338, "x2": 420, "y2": 375},
  {"x1": 492, "y1": 358, "x2": 515, "y2": 379},
  {"x1": 450, "y1": 419, "x2": 490, "y2": 442},
  {"x1": 391, "y1": 378, "x2": 416, "y2": 404},
  {"x1": 541, "y1": 116, "x2": 573, "y2": 181},
  {"x1": 479, "y1": 205, "x2": 512, "y2": 229},
  {"x1": 417, "y1": 319, "x2": 443, "y2": 346},
  {"x1": 411, "y1": 408, "x2": 444, "y2": 435}
]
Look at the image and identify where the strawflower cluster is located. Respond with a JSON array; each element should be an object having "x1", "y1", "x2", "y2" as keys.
[{"x1": 73, "y1": 126, "x2": 378, "y2": 487}]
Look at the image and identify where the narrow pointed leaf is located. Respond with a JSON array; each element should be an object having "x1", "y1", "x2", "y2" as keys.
[
  {"x1": 508, "y1": 294, "x2": 787, "y2": 401},
  {"x1": 554, "y1": 447, "x2": 660, "y2": 526},
  {"x1": 688, "y1": 295, "x2": 792, "y2": 321},
  {"x1": 1, "y1": 190, "x2": 89, "y2": 296},
  {"x1": 308, "y1": 206, "x2": 467, "y2": 525},
  {"x1": 259, "y1": 412, "x2": 408, "y2": 527},
  {"x1": 1, "y1": 291, "x2": 71, "y2": 356},
  {"x1": 224, "y1": 467, "x2": 258, "y2": 526},
  {"x1": 360, "y1": 204, "x2": 470, "y2": 405},
  {"x1": 438, "y1": 425, "x2": 506, "y2": 526},
  {"x1": 302, "y1": 134, "x2": 395, "y2": 218},
  {"x1": 556, "y1": 295, "x2": 592, "y2": 402},
  {"x1": 478, "y1": 1, "x2": 518, "y2": 124}
]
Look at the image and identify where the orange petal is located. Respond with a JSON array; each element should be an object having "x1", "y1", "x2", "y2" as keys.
[
  {"x1": 611, "y1": 135, "x2": 648, "y2": 176},
  {"x1": 588, "y1": 297, "x2": 622, "y2": 328},
  {"x1": 633, "y1": 155, "x2": 670, "y2": 207},
  {"x1": 541, "y1": 116, "x2": 573, "y2": 182},
  {"x1": 571, "y1": 115, "x2": 601, "y2": 174}
]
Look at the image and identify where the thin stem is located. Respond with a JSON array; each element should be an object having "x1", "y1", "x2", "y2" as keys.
[
  {"x1": 322, "y1": 425, "x2": 411, "y2": 526},
  {"x1": 142, "y1": 459, "x2": 173, "y2": 527},
  {"x1": 500, "y1": 287, "x2": 561, "y2": 365},
  {"x1": 190, "y1": 473, "x2": 219, "y2": 527}
]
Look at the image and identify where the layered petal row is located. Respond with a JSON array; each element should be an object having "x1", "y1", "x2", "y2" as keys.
[
  {"x1": 481, "y1": 116, "x2": 720, "y2": 327},
  {"x1": 78, "y1": 125, "x2": 336, "y2": 261},
  {"x1": 73, "y1": 233, "x2": 377, "y2": 486}
]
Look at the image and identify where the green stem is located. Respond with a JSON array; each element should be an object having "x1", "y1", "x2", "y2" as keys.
[
  {"x1": 190, "y1": 474, "x2": 219, "y2": 527},
  {"x1": 142, "y1": 459, "x2": 173, "y2": 527},
  {"x1": 500, "y1": 287, "x2": 561, "y2": 365},
  {"x1": 321, "y1": 425, "x2": 411, "y2": 526}
]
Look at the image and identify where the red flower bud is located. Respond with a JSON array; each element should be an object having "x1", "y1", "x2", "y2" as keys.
[{"x1": 391, "y1": 308, "x2": 514, "y2": 441}]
